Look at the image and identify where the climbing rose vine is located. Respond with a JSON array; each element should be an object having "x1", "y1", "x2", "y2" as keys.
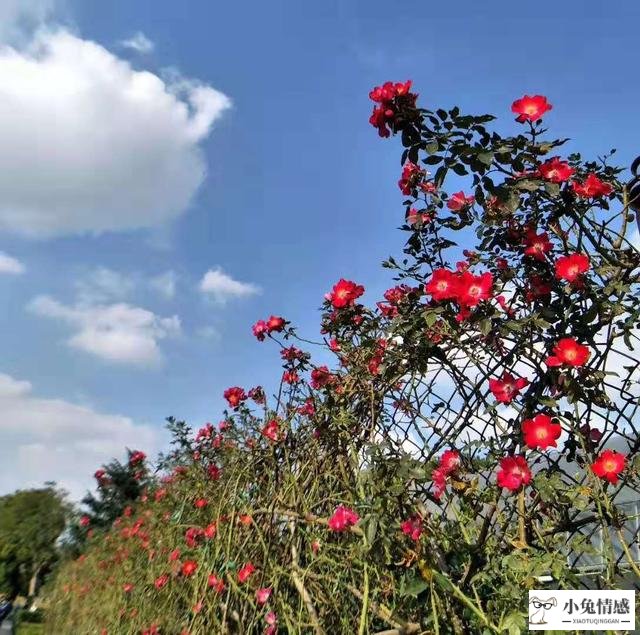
[{"x1": 48, "y1": 84, "x2": 640, "y2": 634}]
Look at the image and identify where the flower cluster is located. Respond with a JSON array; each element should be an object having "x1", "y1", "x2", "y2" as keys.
[
  {"x1": 252, "y1": 315, "x2": 286, "y2": 341},
  {"x1": 369, "y1": 80, "x2": 417, "y2": 138}
]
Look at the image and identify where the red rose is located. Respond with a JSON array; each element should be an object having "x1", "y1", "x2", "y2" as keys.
[
  {"x1": 456, "y1": 271, "x2": 493, "y2": 307},
  {"x1": 325, "y1": 279, "x2": 365, "y2": 309},
  {"x1": 511, "y1": 95, "x2": 552, "y2": 122},
  {"x1": 281, "y1": 346, "x2": 305, "y2": 361},
  {"x1": 398, "y1": 161, "x2": 425, "y2": 195},
  {"x1": 572, "y1": 173, "x2": 614, "y2": 198},
  {"x1": 204, "y1": 523, "x2": 217, "y2": 539},
  {"x1": 80, "y1": 515, "x2": 90, "y2": 527},
  {"x1": 185, "y1": 527, "x2": 204, "y2": 548},
  {"x1": 261, "y1": 419, "x2": 280, "y2": 442},
  {"x1": 256, "y1": 587, "x2": 273, "y2": 605},
  {"x1": 369, "y1": 80, "x2": 417, "y2": 137},
  {"x1": 496, "y1": 456, "x2": 532, "y2": 491},
  {"x1": 207, "y1": 573, "x2": 224, "y2": 593},
  {"x1": 282, "y1": 370, "x2": 299, "y2": 384},
  {"x1": 267, "y1": 315, "x2": 286, "y2": 332},
  {"x1": 237, "y1": 561, "x2": 256, "y2": 583},
  {"x1": 248, "y1": 386, "x2": 265, "y2": 404},
  {"x1": 252, "y1": 320, "x2": 269, "y2": 341},
  {"x1": 432, "y1": 466, "x2": 447, "y2": 499},
  {"x1": 129, "y1": 450, "x2": 146, "y2": 466},
  {"x1": 538, "y1": 157, "x2": 574, "y2": 183},
  {"x1": 298, "y1": 398, "x2": 315, "y2": 417},
  {"x1": 555, "y1": 253, "x2": 589, "y2": 282},
  {"x1": 523, "y1": 229, "x2": 553, "y2": 261},
  {"x1": 194, "y1": 498, "x2": 208, "y2": 509},
  {"x1": 310, "y1": 366, "x2": 335, "y2": 390},
  {"x1": 154, "y1": 575, "x2": 169, "y2": 590},
  {"x1": 400, "y1": 515, "x2": 424, "y2": 542},
  {"x1": 208, "y1": 574, "x2": 225, "y2": 593},
  {"x1": 327, "y1": 505, "x2": 359, "y2": 532},
  {"x1": 425, "y1": 269, "x2": 459, "y2": 302},
  {"x1": 591, "y1": 450, "x2": 626, "y2": 485},
  {"x1": 489, "y1": 372, "x2": 529, "y2": 404},
  {"x1": 525, "y1": 274, "x2": 552, "y2": 302},
  {"x1": 447, "y1": 191, "x2": 475, "y2": 211},
  {"x1": 522, "y1": 414, "x2": 562, "y2": 450},
  {"x1": 181, "y1": 560, "x2": 198, "y2": 577},
  {"x1": 546, "y1": 338, "x2": 590, "y2": 368},
  {"x1": 439, "y1": 449, "x2": 461, "y2": 474},
  {"x1": 223, "y1": 386, "x2": 247, "y2": 409}
]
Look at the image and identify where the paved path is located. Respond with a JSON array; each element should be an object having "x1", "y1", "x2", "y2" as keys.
[{"x1": 0, "y1": 613, "x2": 13, "y2": 634}]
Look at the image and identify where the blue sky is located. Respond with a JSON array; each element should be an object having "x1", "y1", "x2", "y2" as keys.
[{"x1": 0, "y1": 0, "x2": 638, "y2": 497}]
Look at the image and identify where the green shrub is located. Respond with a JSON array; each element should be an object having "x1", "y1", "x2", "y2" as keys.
[{"x1": 47, "y1": 84, "x2": 640, "y2": 634}]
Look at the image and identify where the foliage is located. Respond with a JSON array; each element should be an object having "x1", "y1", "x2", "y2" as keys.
[
  {"x1": 0, "y1": 487, "x2": 69, "y2": 598},
  {"x1": 47, "y1": 85, "x2": 640, "y2": 634},
  {"x1": 60, "y1": 450, "x2": 153, "y2": 564}
]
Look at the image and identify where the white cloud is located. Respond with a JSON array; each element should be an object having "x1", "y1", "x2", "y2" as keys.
[
  {"x1": 150, "y1": 270, "x2": 177, "y2": 299},
  {"x1": 0, "y1": 29, "x2": 231, "y2": 238},
  {"x1": 0, "y1": 372, "x2": 164, "y2": 499},
  {"x1": 75, "y1": 267, "x2": 135, "y2": 304},
  {"x1": 0, "y1": 0, "x2": 57, "y2": 44},
  {"x1": 199, "y1": 267, "x2": 260, "y2": 304},
  {"x1": 120, "y1": 31, "x2": 154, "y2": 54},
  {"x1": 197, "y1": 325, "x2": 219, "y2": 340},
  {"x1": 28, "y1": 295, "x2": 181, "y2": 367},
  {"x1": 0, "y1": 250, "x2": 25, "y2": 274}
]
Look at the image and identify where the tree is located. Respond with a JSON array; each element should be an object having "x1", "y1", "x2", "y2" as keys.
[
  {"x1": 0, "y1": 486, "x2": 69, "y2": 599},
  {"x1": 71, "y1": 449, "x2": 152, "y2": 543}
]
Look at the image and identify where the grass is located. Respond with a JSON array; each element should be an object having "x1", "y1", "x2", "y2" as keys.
[{"x1": 16, "y1": 624, "x2": 44, "y2": 635}]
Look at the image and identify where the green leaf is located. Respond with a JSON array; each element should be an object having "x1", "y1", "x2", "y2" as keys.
[
  {"x1": 402, "y1": 576, "x2": 429, "y2": 597},
  {"x1": 425, "y1": 141, "x2": 439, "y2": 155},
  {"x1": 544, "y1": 182, "x2": 560, "y2": 196},
  {"x1": 366, "y1": 514, "x2": 378, "y2": 546}
]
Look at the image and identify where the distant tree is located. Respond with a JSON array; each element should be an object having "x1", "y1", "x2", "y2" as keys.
[
  {"x1": 0, "y1": 486, "x2": 70, "y2": 599},
  {"x1": 75, "y1": 449, "x2": 152, "y2": 538}
]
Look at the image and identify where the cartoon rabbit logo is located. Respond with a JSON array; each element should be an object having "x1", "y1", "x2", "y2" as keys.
[{"x1": 529, "y1": 596, "x2": 557, "y2": 625}]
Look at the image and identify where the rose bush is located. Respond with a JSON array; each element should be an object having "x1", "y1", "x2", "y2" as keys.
[{"x1": 47, "y1": 83, "x2": 640, "y2": 634}]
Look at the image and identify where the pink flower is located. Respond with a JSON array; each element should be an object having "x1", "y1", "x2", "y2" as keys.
[
  {"x1": 224, "y1": 386, "x2": 247, "y2": 409},
  {"x1": 496, "y1": 456, "x2": 532, "y2": 492},
  {"x1": 237, "y1": 562, "x2": 256, "y2": 584},
  {"x1": 154, "y1": 575, "x2": 169, "y2": 590},
  {"x1": 208, "y1": 574, "x2": 225, "y2": 594},
  {"x1": 400, "y1": 516, "x2": 424, "y2": 542},
  {"x1": 252, "y1": 320, "x2": 269, "y2": 341},
  {"x1": 325, "y1": 279, "x2": 365, "y2": 309},
  {"x1": 439, "y1": 449, "x2": 461, "y2": 474},
  {"x1": 572, "y1": 173, "x2": 614, "y2": 198},
  {"x1": 447, "y1": 191, "x2": 475, "y2": 211},
  {"x1": 264, "y1": 611, "x2": 278, "y2": 635},
  {"x1": 511, "y1": 95, "x2": 552, "y2": 122},
  {"x1": 261, "y1": 419, "x2": 280, "y2": 442},
  {"x1": 327, "y1": 505, "x2": 359, "y2": 532},
  {"x1": 129, "y1": 450, "x2": 146, "y2": 466},
  {"x1": 256, "y1": 587, "x2": 272, "y2": 604},
  {"x1": 489, "y1": 372, "x2": 529, "y2": 404}
]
